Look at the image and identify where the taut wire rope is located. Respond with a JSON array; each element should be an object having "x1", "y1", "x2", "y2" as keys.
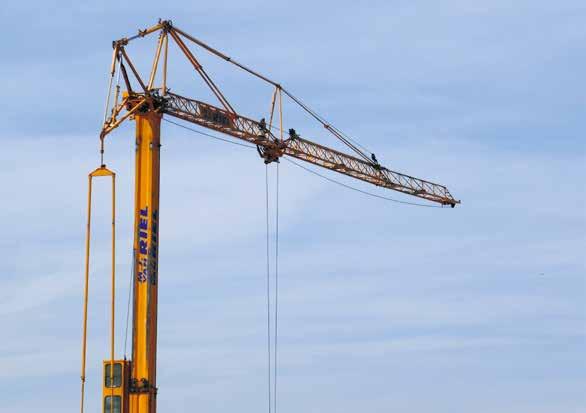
[
  {"x1": 162, "y1": 119, "x2": 444, "y2": 208},
  {"x1": 175, "y1": 29, "x2": 374, "y2": 161},
  {"x1": 265, "y1": 162, "x2": 281, "y2": 413},
  {"x1": 274, "y1": 162, "x2": 280, "y2": 413},
  {"x1": 265, "y1": 165, "x2": 272, "y2": 413}
]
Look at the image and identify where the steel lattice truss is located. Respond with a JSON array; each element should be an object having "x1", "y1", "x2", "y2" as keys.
[{"x1": 100, "y1": 20, "x2": 459, "y2": 206}]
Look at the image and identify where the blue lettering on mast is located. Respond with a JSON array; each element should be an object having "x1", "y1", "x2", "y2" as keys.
[{"x1": 137, "y1": 206, "x2": 150, "y2": 282}]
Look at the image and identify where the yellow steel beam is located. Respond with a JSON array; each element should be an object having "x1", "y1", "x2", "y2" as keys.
[{"x1": 129, "y1": 111, "x2": 162, "y2": 413}]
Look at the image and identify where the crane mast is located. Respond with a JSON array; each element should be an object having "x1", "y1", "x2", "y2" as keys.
[
  {"x1": 83, "y1": 19, "x2": 459, "y2": 413},
  {"x1": 130, "y1": 112, "x2": 161, "y2": 411}
]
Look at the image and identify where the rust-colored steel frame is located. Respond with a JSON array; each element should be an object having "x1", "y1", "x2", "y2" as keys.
[
  {"x1": 162, "y1": 93, "x2": 457, "y2": 205},
  {"x1": 100, "y1": 19, "x2": 459, "y2": 207}
]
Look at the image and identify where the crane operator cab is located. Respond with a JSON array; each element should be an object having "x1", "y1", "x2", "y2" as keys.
[{"x1": 102, "y1": 360, "x2": 130, "y2": 413}]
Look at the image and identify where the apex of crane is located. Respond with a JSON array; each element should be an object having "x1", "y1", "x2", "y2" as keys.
[{"x1": 159, "y1": 18, "x2": 173, "y2": 31}]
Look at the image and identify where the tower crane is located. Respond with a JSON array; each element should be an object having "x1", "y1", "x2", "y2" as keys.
[{"x1": 80, "y1": 19, "x2": 459, "y2": 413}]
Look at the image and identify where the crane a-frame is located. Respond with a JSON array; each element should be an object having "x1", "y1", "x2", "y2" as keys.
[{"x1": 80, "y1": 19, "x2": 459, "y2": 413}]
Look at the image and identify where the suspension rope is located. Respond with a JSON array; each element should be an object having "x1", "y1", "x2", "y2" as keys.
[
  {"x1": 265, "y1": 165, "x2": 272, "y2": 413},
  {"x1": 163, "y1": 119, "x2": 444, "y2": 208},
  {"x1": 265, "y1": 164, "x2": 281, "y2": 413},
  {"x1": 283, "y1": 158, "x2": 444, "y2": 208},
  {"x1": 174, "y1": 28, "x2": 374, "y2": 161},
  {"x1": 163, "y1": 118, "x2": 256, "y2": 148},
  {"x1": 274, "y1": 162, "x2": 280, "y2": 413},
  {"x1": 280, "y1": 88, "x2": 373, "y2": 161}
]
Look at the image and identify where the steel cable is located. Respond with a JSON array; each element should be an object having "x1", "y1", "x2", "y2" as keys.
[
  {"x1": 174, "y1": 27, "x2": 375, "y2": 162},
  {"x1": 274, "y1": 163, "x2": 280, "y2": 413},
  {"x1": 163, "y1": 119, "x2": 444, "y2": 208},
  {"x1": 265, "y1": 165, "x2": 272, "y2": 413}
]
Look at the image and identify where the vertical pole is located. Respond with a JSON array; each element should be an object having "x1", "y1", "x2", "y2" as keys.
[
  {"x1": 130, "y1": 110, "x2": 162, "y2": 413},
  {"x1": 148, "y1": 33, "x2": 165, "y2": 91},
  {"x1": 80, "y1": 175, "x2": 93, "y2": 413},
  {"x1": 162, "y1": 33, "x2": 168, "y2": 96},
  {"x1": 278, "y1": 88, "x2": 283, "y2": 142},
  {"x1": 82, "y1": 166, "x2": 116, "y2": 413},
  {"x1": 268, "y1": 87, "x2": 277, "y2": 133}
]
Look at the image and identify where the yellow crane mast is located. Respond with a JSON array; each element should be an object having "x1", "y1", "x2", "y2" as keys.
[{"x1": 80, "y1": 19, "x2": 459, "y2": 413}]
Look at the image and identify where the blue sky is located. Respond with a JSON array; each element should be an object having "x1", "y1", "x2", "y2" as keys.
[{"x1": 1, "y1": 1, "x2": 585, "y2": 412}]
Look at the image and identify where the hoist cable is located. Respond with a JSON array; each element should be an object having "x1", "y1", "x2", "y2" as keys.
[
  {"x1": 274, "y1": 163, "x2": 280, "y2": 413},
  {"x1": 163, "y1": 118, "x2": 256, "y2": 148},
  {"x1": 163, "y1": 119, "x2": 442, "y2": 207},
  {"x1": 265, "y1": 165, "x2": 272, "y2": 413}
]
